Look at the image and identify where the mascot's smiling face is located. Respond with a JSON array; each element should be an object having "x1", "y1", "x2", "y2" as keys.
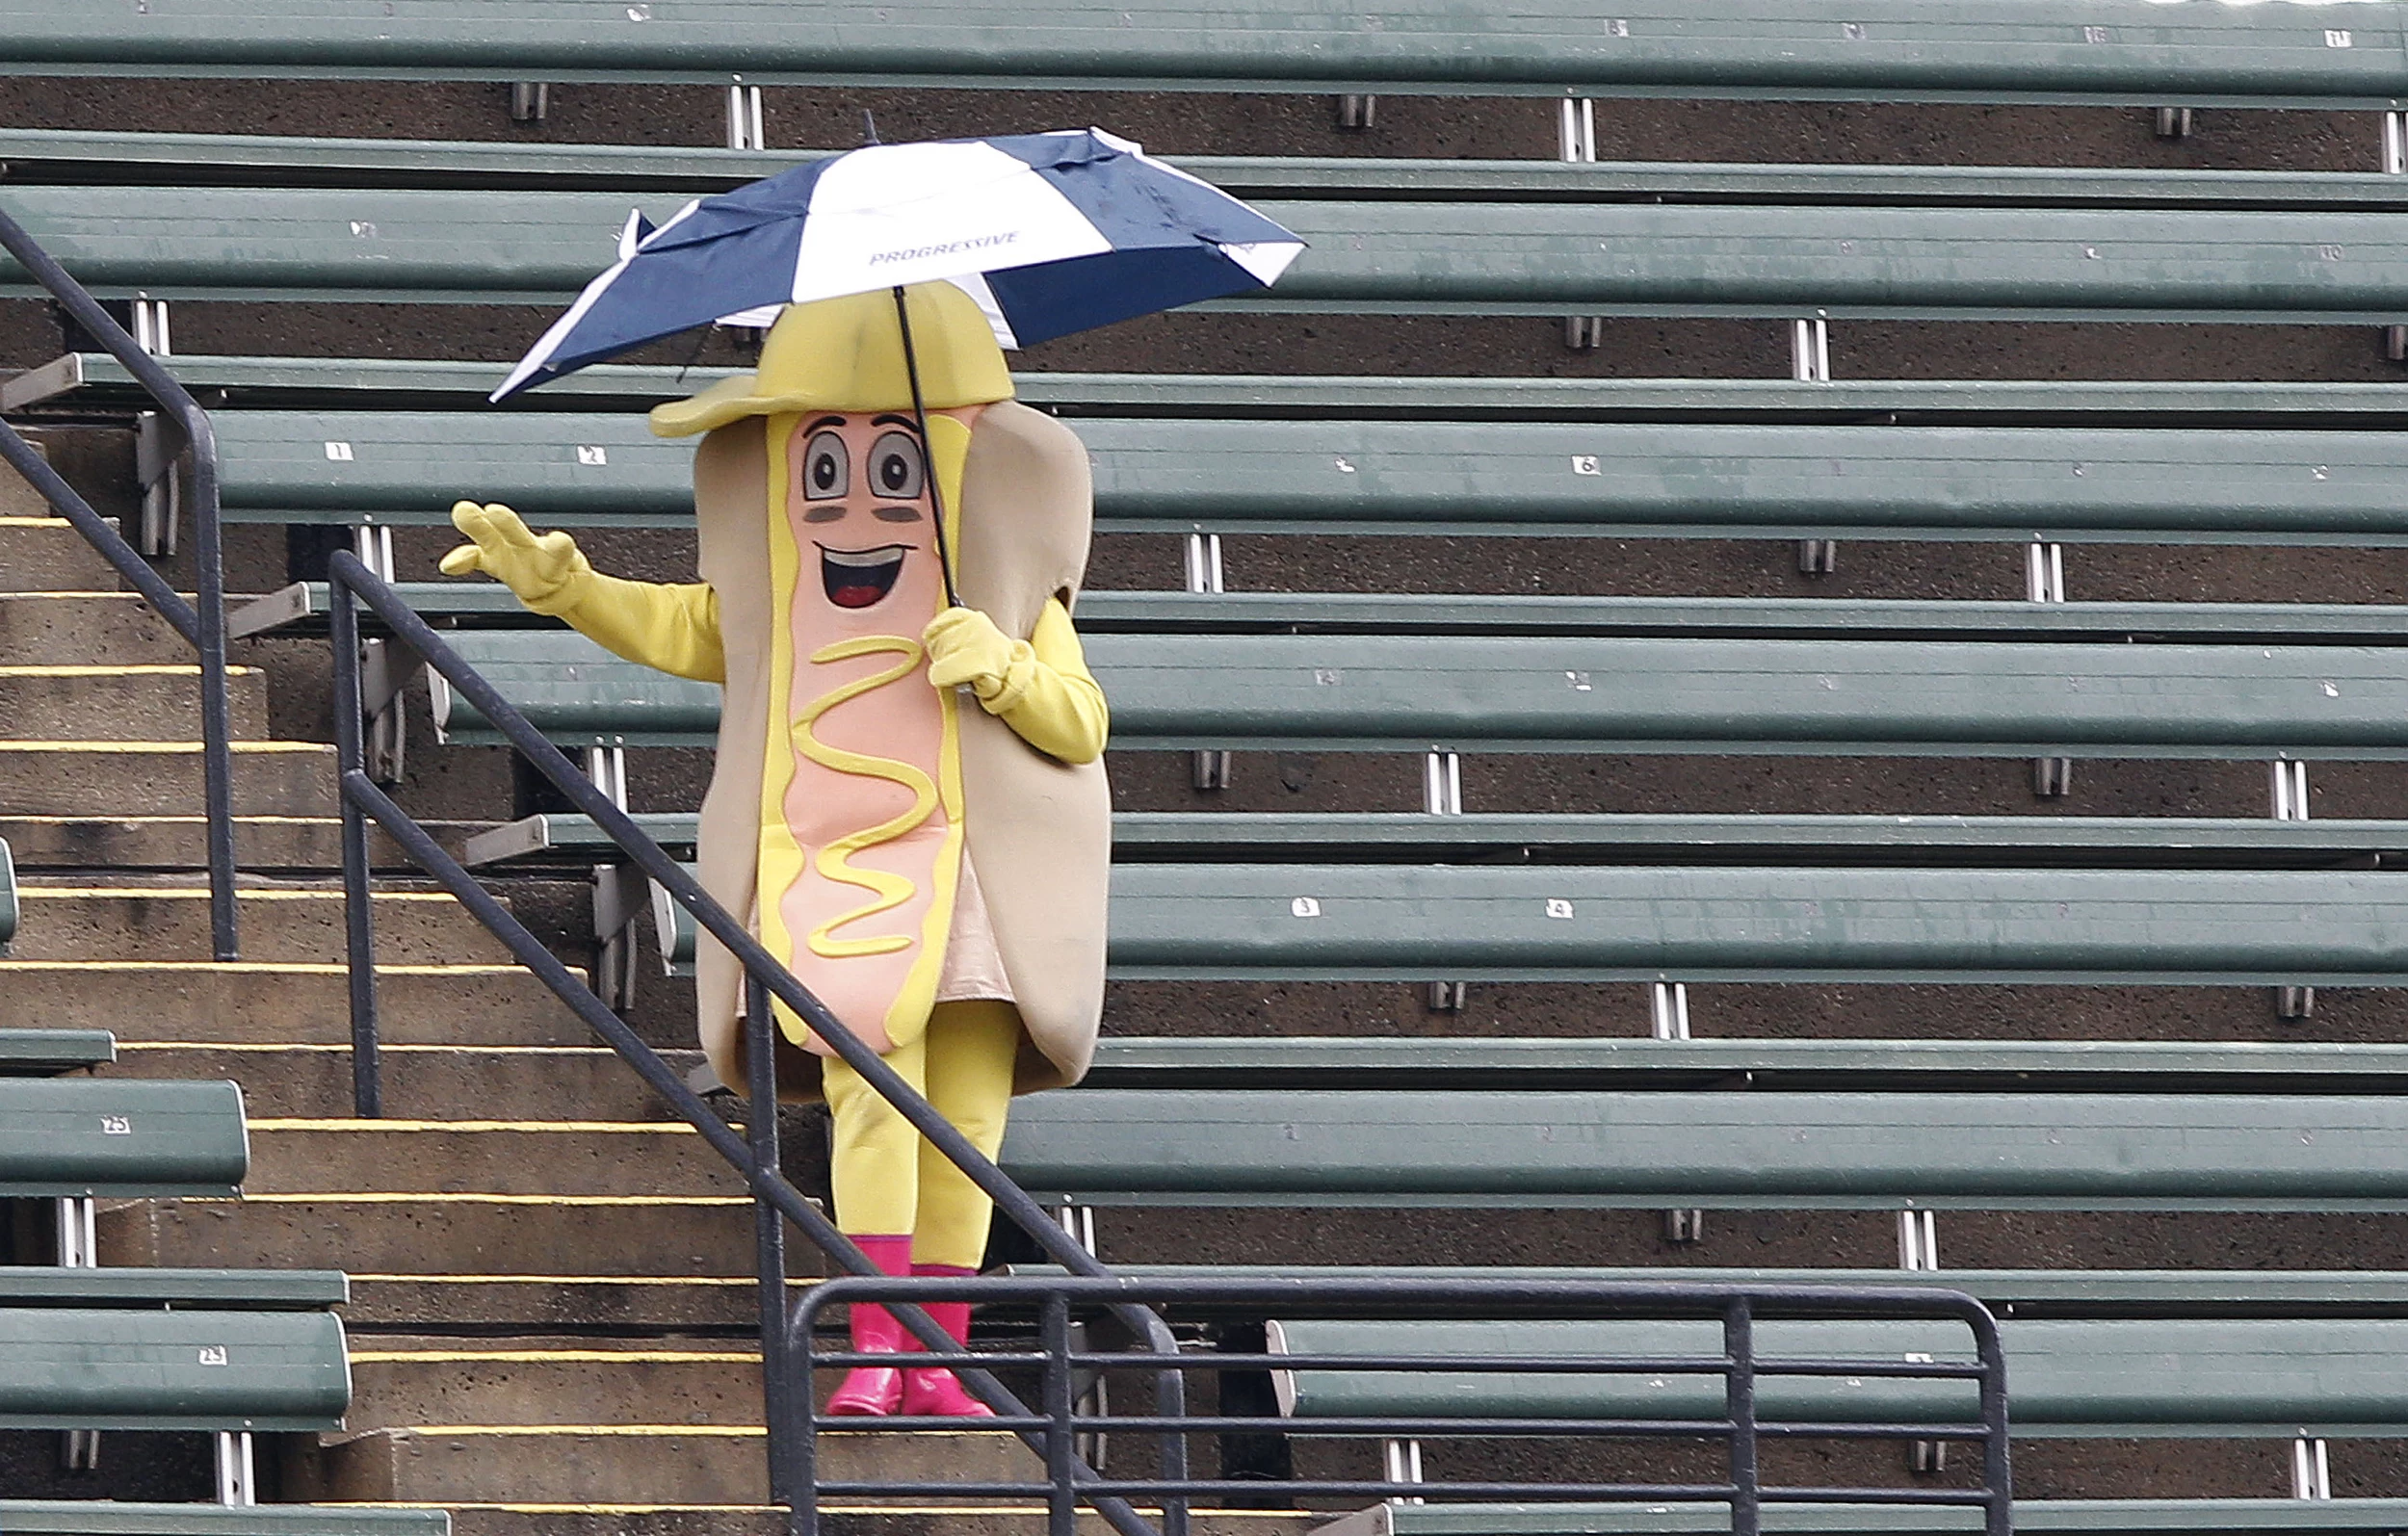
[{"x1": 785, "y1": 412, "x2": 941, "y2": 615}]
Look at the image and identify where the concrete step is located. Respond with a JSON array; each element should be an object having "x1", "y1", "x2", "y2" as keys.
[
  {"x1": 0, "y1": 664, "x2": 270, "y2": 739},
  {"x1": 437, "y1": 1506, "x2": 1316, "y2": 1536},
  {"x1": 346, "y1": 1273, "x2": 793, "y2": 1334},
  {"x1": 284, "y1": 1422, "x2": 1041, "y2": 1505},
  {"x1": 110, "y1": 1043, "x2": 703, "y2": 1120},
  {"x1": 0, "y1": 741, "x2": 334, "y2": 816},
  {"x1": 0, "y1": 961, "x2": 589, "y2": 1045},
  {"x1": 12, "y1": 880, "x2": 519, "y2": 964},
  {"x1": 244, "y1": 1118, "x2": 745, "y2": 1196},
  {"x1": 0, "y1": 814, "x2": 494, "y2": 872},
  {"x1": 0, "y1": 518, "x2": 125, "y2": 591},
  {"x1": 0, "y1": 591, "x2": 196, "y2": 665},
  {"x1": 346, "y1": 1338, "x2": 762, "y2": 1429},
  {"x1": 100, "y1": 1191, "x2": 786, "y2": 1282}
]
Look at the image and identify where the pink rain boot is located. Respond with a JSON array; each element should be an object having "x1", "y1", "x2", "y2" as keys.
[
  {"x1": 899, "y1": 1263, "x2": 996, "y2": 1418},
  {"x1": 825, "y1": 1234, "x2": 914, "y2": 1417}
]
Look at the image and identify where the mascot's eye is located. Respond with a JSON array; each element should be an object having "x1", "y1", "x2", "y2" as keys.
[
  {"x1": 869, "y1": 431, "x2": 926, "y2": 501},
  {"x1": 802, "y1": 431, "x2": 849, "y2": 501}
]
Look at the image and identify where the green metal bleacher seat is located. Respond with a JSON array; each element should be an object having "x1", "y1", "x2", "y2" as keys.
[
  {"x1": 428, "y1": 622, "x2": 2408, "y2": 760},
  {"x1": 0, "y1": 1078, "x2": 248, "y2": 1198},
  {"x1": 1269, "y1": 1315, "x2": 2408, "y2": 1438},
  {"x1": 0, "y1": 2, "x2": 2392, "y2": 106},
  {"x1": 199, "y1": 408, "x2": 2408, "y2": 544},
  {"x1": 0, "y1": 1305, "x2": 349, "y2": 1431},
  {"x1": 0, "y1": 1028, "x2": 114, "y2": 1075},
  {"x1": 998, "y1": 1089, "x2": 2408, "y2": 1210},
  {"x1": 9, "y1": 182, "x2": 2408, "y2": 325},
  {"x1": 0, "y1": 1267, "x2": 348, "y2": 1309}
]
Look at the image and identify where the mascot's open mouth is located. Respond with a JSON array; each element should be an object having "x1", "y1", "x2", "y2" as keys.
[{"x1": 819, "y1": 544, "x2": 908, "y2": 610}]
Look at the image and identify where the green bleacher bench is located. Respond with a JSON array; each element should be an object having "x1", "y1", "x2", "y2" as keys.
[
  {"x1": 0, "y1": 1267, "x2": 347, "y2": 1310},
  {"x1": 36, "y1": 354, "x2": 2408, "y2": 427},
  {"x1": 0, "y1": 1305, "x2": 348, "y2": 1430},
  {"x1": 428, "y1": 627, "x2": 2408, "y2": 759},
  {"x1": 15, "y1": 129, "x2": 2408, "y2": 210},
  {"x1": 1325, "y1": 1500, "x2": 2408, "y2": 1536},
  {"x1": 998, "y1": 1089, "x2": 2408, "y2": 1210},
  {"x1": 249, "y1": 588, "x2": 2408, "y2": 645},
  {"x1": 10, "y1": 186, "x2": 2408, "y2": 325},
  {"x1": 627, "y1": 854, "x2": 2408, "y2": 987},
  {"x1": 0, "y1": 1505, "x2": 447, "y2": 1536},
  {"x1": 0, "y1": 2, "x2": 2393, "y2": 107},
  {"x1": 463, "y1": 808, "x2": 2408, "y2": 873},
  {"x1": 1005, "y1": 1264, "x2": 2408, "y2": 1321},
  {"x1": 1081, "y1": 1037, "x2": 2408, "y2": 1095},
  {"x1": 196, "y1": 408, "x2": 2408, "y2": 542},
  {"x1": 0, "y1": 1078, "x2": 247, "y2": 1198},
  {"x1": 1268, "y1": 1315, "x2": 2408, "y2": 1437},
  {"x1": 0, "y1": 1028, "x2": 115, "y2": 1075}
]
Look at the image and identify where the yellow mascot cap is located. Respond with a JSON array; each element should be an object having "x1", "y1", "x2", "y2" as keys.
[{"x1": 649, "y1": 281, "x2": 1014, "y2": 438}]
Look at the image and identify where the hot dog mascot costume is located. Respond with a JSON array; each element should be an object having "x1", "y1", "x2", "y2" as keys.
[{"x1": 443, "y1": 281, "x2": 1110, "y2": 1418}]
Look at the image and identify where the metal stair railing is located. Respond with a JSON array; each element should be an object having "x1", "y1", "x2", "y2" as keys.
[
  {"x1": 0, "y1": 204, "x2": 239, "y2": 957},
  {"x1": 322, "y1": 549, "x2": 1187, "y2": 1536}
]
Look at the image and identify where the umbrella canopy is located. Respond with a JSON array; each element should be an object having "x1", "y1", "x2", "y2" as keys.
[{"x1": 492, "y1": 127, "x2": 1305, "y2": 402}]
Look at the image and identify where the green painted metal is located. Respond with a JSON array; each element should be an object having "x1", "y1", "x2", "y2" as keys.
[
  {"x1": 0, "y1": 1, "x2": 2395, "y2": 106},
  {"x1": 202, "y1": 409, "x2": 2408, "y2": 543},
  {"x1": 1006, "y1": 1264, "x2": 2408, "y2": 1318},
  {"x1": 14, "y1": 128, "x2": 2408, "y2": 210},
  {"x1": 1105, "y1": 864, "x2": 2408, "y2": 983},
  {"x1": 1000, "y1": 1089, "x2": 2408, "y2": 1208},
  {"x1": 0, "y1": 1504, "x2": 447, "y2": 1536},
  {"x1": 1084, "y1": 1037, "x2": 2408, "y2": 1094},
  {"x1": 0, "y1": 1306, "x2": 348, "y2": 1431},
  {"x1": 0, "y1": 1079, "x2": 247, "y2": 1197},
  {"x1": 0, "y1": 1267, "x2": 347, "y2": 1309},
  {"x1": 1272, "y1": 1315, "x2": 2408, "y2": 1437},
  {"x1": 1366, "y1": 1500, "x2": 2408, "y2": 1536},
  {"x1": 432, "y1": 627, "x2": 2408, "y2": 758},
  {"x1": 251, "y1": 584, "x2": 2408, "y2": 645},
  {"x1": 0, "y1": 1029, "x2": 116, "y2": 1074},
  {"x1": 10, "y1": 188, "x2": 2408, "y2": 323},
  {"x1": 476, "y1": 809, "x2": 2408, "y2": 871},
  {"x1": 38, "y1": 354, "x2": 2408, "y2": 426}
]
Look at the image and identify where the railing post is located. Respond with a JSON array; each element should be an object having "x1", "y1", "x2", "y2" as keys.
[
  {"x1": 1723, "y1": 1295, "x2": 1759, "y2": 1536},
  {"x1": 747, "y1": 971, "x2": 796, "y2": 1509},
  {"x1": 1971, "y1": 1301, "x2": 2016, "y2": 1536},
  {"x1": 327, "y1": 571, "x2": 380, "y2": 1118},
  {"x1": 1045, "y1": 1292, "x2": 1078, "y2": 1536}
]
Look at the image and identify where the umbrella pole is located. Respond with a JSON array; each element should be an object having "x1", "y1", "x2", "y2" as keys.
[{"x1": 890, "y1": 284, "x2": 962, "y2": 611}]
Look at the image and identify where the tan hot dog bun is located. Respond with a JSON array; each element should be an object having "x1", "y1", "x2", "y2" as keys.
[{"x1": 671, "y1": 283, "x2": 1109, "y2": 1100}]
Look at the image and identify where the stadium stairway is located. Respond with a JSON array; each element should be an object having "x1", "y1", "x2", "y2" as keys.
[{"x1": 0, "y1": 453, "x2": 1206, "y2": 1535}]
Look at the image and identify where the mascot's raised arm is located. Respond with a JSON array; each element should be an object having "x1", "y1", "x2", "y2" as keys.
[{"x1": 443, "y1": 281, "x2": 1111, "y2": 1418}]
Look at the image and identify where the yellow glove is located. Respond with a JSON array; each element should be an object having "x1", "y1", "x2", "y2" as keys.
[
  {"x1": 439, "y1": 501, "x2": 594, "y2": 615},
  {"x1": 923, "y1": 606, "x2": 1028, "y2": 706}
]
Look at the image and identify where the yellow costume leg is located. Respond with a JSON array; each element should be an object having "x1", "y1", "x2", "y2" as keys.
[
  {"x1": 911, "y1": 999, "x2": 1027, "y2": 1269},
  {"x1": 821, "y1": 1028, "x2": 929, "y2": 1238}
]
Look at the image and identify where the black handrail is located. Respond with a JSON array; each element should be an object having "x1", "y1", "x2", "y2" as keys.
[
  {"x1": 0, "y1": 205, "x2": 239, "y2": 957},
  {"x1": 798, "y1": 1274, "x2": 2015, "y2": 1536},
  {"x1": 325, "y1": 551, "x2": 1186, "y2": 1536}
]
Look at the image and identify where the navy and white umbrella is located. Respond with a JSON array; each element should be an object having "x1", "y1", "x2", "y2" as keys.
[{"x1": 492, "y1": 127, "x2": 1305, "y2": 401}]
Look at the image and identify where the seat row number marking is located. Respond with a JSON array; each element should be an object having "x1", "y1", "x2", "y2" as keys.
[
  {"x1": 100, "y1": 1115, "x2": 131, "y2": 1134},
  {"x1": 577, "y1": 445, "x2": 609, "y2": 466},
  {"x1": 1292, "y1": 897, "x2": 1322, "y2": 918},
  {"x1": 324, "y1": 442, "x2": 353, "y2": 461}
]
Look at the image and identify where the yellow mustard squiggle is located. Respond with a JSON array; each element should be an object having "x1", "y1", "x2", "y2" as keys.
[{"x1": 791, "y1": 633, "x2": 940, "y2": 959}]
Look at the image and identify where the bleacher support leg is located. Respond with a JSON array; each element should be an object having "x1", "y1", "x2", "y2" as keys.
[
  {"x1": 353, "y1": 527, "x2": 412, "y2": 783},
  {"x1": 2384, "y1": 114, "x2": 2405, "y2": 361},
  {"x1": 510, "y1": 83, "x2": 550, "y2": 122},
  {"x1": 1185, "y1": 534, "x2": 1232, "y2": 790},
  {"x1": 587, "y1": 744, "x2": 642, "y2": 1012},
  {"x1": 2154, "y1": 107, "x2": 2194, "y2": 139},
  {"x1": 726, "y1": 80, "x2": 767, "y2": 150},
  {"x1": 1654, "y1": 983, "x2": 1703, "y2": 1240},
  {"x1": 1424, "y1": 751, "x2": 1466, "y2": 1012},
  {"x1": 2027, "y1": 543, "x2": 2073, "y2": 795},
  {"x1": 1381, "y1": 1438, "x2": 1426, "y2": 1505},
  {"x1": 134, "y1": 408, "x2": 181, "y2": 558},
  {"x1": 1791, "y1": 319, "x2": 1835, "y2": 572},
  {"x1": 1898, "y1": 1209, "x2": 1948, "y2": 1471},
  {"x1": 1558, "y1": 101, "x2": 1603, "y2": 351},
  {"x1": 2272, "y1": 759, "x2": 2316, "y2": 1019},
  {"x1": 1337, "y1": 94, "x2": 1376, "y2": 130},
  {"x1": 214, "y1": 1431, "x2": 256, "y2": 1506},
  {"x1": 56, "y1": 1195, "x2": 98, "y2": 1471},
  {"x1": 2292, "y1": 1436, "x2": 2333, "y2": 1499}
]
